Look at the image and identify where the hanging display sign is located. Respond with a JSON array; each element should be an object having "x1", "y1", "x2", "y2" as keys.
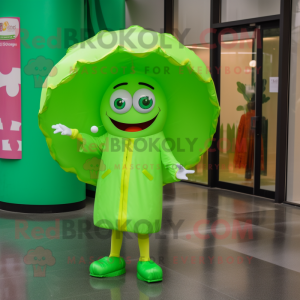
[
  {"x1": 269, "y1": 77, "x2": 279, "y2": 93},
  {"x1": 0, "y1": 17, "x2": 21, "y2": 159}
]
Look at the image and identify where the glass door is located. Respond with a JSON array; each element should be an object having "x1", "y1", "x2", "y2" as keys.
[
  {"x1": 218, "y1": 22, "x2": 279, "y2": 199},
  {"x1": 260, "y1": 27, "x2": 280, "y2": 194}
]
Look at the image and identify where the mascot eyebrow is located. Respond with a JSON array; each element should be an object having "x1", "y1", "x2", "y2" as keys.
[
  {"x1": 139, "y1": 82, "x2": 154, "y2": 90},
  {"x1": 113, "y1": 82, "x2": 128, "y2": 89},
  {"x1": 113, "y1": 82, "x2": 155, "y2": 90}
]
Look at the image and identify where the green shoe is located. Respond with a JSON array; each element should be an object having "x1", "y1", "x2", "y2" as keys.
[
  {"x1": 137, "y1": 260, "x2": 163, "y2": 283},
  {"x1": 90, "y1": 256, "x2": 126, "y2": 278}
]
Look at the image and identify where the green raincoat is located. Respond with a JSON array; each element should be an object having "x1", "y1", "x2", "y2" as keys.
[{"x1": 80, "y1": 131, "x2": 180, "y2": 234}]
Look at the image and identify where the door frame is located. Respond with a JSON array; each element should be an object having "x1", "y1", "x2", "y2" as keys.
[
  {"x1": 209, "y1": 0, "x2": 292, "y2": 202},
  {"x1": 215, "y1": 21, "x2": 279, "y2": 200}
]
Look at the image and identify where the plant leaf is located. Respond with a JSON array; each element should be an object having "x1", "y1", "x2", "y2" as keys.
[
  {"x1": 244, "y1": 94, "x2": 251, "y2": 102},
  {"x1": 237, "y1": 82, "x2": 246, "y2": 95},
  {"x1": 262, "y1": 94, "x2": 270, "y2": 103},
  {"x1": 236, "y1": 105, "x2": 245, "y2": 111}
]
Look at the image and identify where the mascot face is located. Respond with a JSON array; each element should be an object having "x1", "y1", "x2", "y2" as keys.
[{"x1": 100, "y1": 74, "x2": 167, "y2": 138}]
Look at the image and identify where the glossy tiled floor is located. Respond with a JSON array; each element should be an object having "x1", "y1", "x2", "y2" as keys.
[{"x1": 1, "y1": 182, "x2": 300, "y2": 299}]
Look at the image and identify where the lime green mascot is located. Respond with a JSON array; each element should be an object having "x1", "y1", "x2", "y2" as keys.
[{"x1": 38, "y1": 26, "x2": 220, "y2": 282}]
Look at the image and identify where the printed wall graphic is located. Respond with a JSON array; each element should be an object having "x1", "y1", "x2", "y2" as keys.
[
  {"x1": 0, "y1": 17, "x2": 21, "y2": 159},
  {"x1": 0, "y1": 68, "x2": 20, "y2": 97}
]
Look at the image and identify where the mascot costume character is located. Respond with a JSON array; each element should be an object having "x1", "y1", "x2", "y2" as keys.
[{"x1": 38, "y1": 26, "x2": 220, "y2": 283}]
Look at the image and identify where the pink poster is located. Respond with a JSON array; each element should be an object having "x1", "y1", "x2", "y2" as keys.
[{"x1": 0, "y1": 17, "x2": 21, "y2": 159}]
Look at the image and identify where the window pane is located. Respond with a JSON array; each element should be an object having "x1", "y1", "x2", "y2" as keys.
[
  {"x1": 125, "y1": 0, "x2": 164, "y2": 32},
  {"x1": 185, "y1": 44, "x2": 210, "y2": 185},
  {"x1": 174, "y1": 0, "x2": 210, "y2": 45},
  {"x1": 221, "y1": 0, "x2": 280, "y2": 23},
  {"x1": 260, "y1": 29, "x2": 279, "y2": 192},
  {"x1": 287, "y1": 0, "x2": 300, "y2": 204},
  {"x1": 219, "y1": 33, "x2": 257, "y2": 187},
  {"x1": 174, "y1": 0, "x2": 210, "y2": 184}
]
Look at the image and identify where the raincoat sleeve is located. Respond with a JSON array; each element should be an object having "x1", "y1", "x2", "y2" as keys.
[
  {"x1": 160, "y1": 137, "x2": 180, "y2": 183},
  {"x1": 70, "y1": 129, "x2": 108, "y2": 155}
]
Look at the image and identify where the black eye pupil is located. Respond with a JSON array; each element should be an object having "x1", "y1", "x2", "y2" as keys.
[
  {"x1": 117, "y1": 100, "x2": 123, "y2": 107},
  {"x1": 138, "y1": 96, "x2": 153, "y2": 110},
  {"x1": 143, "y1": 99, "x2": 149, "y2": 106}
]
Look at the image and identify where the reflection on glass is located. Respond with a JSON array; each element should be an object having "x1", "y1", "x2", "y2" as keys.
[
  {"x1": 219, "y1": 32, "x2": 257, "y2": 187},
  {"x1": 260, "y1": 29, "x2": 279, "y2": 192},
  {"x1": 186, "y1": 44, "x2": 210, "y2": 185}
]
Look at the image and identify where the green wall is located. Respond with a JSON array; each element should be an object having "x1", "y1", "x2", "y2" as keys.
[{"x1": 0, "y1": 0, "x2": 86, "y2": 205}]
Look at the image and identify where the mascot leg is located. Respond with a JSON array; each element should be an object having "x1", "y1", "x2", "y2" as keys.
[
  {"x1": 137, "y1": 234, "x2": 163, "y2": 282},
  {"x1": 89, "y1": 230, "x2": 126, "y2": 278},
  {"x1": 137, "y1": 233, "x2": 150, "y2": 261},
  {"x1": 109, "y1": 230, "x2": 123, "y2": 257}
]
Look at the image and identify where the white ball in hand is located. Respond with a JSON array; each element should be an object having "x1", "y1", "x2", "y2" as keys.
[{"x1": 91, "y1": 126, "x2": 98, "y2": 133}]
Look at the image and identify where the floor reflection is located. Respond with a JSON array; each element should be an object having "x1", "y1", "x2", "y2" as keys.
[{"x1": 0, "y1": 182, "x2": 300, "y2": 299}]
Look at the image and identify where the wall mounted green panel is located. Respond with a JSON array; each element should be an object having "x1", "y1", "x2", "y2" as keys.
[{"x1": 0, "y1": 0, "x2": 85, "y2": 205}]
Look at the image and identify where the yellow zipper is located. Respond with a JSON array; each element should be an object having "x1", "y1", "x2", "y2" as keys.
[{"x1": 118, "y1": 138, "x2": 134, "y2": 231}]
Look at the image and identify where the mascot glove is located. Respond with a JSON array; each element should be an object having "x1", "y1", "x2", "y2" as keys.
[
  {"x1": 176, "y1": 164, "x2": 195, "y2": 180},
  {"x1": 52, "y1": 124, "x2": 72, "y2": 136}
]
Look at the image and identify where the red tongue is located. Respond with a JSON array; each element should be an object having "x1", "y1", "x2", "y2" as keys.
[{"x1": 125, "y1": 126, "x2": 142, "y2": 132}]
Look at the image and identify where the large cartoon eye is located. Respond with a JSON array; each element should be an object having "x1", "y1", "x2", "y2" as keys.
[
  {"x1": 133, "y1": 89, "x2": 155, "y2": 113},
  {"x1": 110, "y1": 89, "x2": 132, "y2": 114}
]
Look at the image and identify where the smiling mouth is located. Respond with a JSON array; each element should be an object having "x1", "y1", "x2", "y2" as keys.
[{"x1": 108, "y1": 112, "x2": 159, "y2": 132}]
